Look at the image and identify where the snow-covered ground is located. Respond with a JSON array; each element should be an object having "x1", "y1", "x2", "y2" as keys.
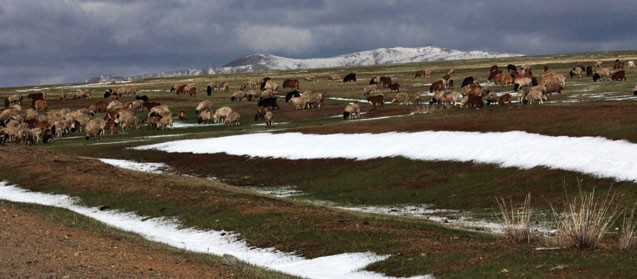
[
  {"x1": 0, "y1": 182, "x2": 430, "y2": 279},
  {"x1": 134, "y1": 131, "x2": 637, "y2": 182}
]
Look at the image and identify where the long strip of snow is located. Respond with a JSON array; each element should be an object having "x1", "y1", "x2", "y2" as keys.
[
  {"x1": 0, "y1": 182, "x2": 429, "y2": 279},
  {"x1": 133, "y1": 131, "x2": 637, "y2": 182}
]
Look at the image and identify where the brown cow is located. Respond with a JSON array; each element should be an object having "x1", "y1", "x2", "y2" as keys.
[
  {"x1": 379, "y1": 76, "x2": 392, "y2": 88},
  {"x1": 282, "y1": 79, "x2": 299, "y2": 90}
]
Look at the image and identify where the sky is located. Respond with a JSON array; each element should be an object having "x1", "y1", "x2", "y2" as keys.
[{"x1": 1, "y1": 0, "x2": 636, "y2": 88}]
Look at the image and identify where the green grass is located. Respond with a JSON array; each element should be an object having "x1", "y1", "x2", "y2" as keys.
[{"x1": 2, "y1": 49, "x2": 637, "y2": 277}]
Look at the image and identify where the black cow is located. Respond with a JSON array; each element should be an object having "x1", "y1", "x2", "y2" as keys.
[
  {"x1": 258, "y1": 97, "x2": 279, "y2": 110},
  {"x1": 343, "y1": 73, "x2": 357, "y2": 82}
]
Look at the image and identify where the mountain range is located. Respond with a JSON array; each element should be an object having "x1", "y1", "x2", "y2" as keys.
[{"x1": 103, "y1": 45, "x2": 524, "y2": 82}]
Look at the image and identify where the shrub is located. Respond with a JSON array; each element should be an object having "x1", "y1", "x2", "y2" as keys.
[
  {"x1": 551, "y1": 187, "x2": 620, "y2": 250},
  {"x1": 496, "y1": 193, "x2": 533, "y2": 244},
  {"x1": 619, "y1": 206, "x2": 635, "y2": 250}
]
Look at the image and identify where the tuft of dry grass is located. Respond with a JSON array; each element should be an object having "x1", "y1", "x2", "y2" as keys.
[
  {"x1": 619, "y1": 206, "x2": 636, "y2": 250},
  {"x1": 496, "y1": 193, "x2": 533, "y2": 244},
  {"x1": 551, "y1": 187, "x2": 620, "y2": 250}
]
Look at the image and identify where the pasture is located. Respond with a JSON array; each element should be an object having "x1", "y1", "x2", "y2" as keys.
[{"x1": 1, "y1": 50, "x2": 637, "y2": 278}]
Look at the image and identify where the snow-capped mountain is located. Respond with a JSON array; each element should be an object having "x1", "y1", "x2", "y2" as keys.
[{"x1": 130, "y1": 45, "x2": 523, "y2": 79}]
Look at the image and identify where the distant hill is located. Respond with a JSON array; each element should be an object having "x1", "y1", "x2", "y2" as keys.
[{"x1": 120, "y1": 45, "x2": 524, "y2": 80}]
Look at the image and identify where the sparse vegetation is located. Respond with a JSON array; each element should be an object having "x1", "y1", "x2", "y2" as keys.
[
  {"x1": 550, "y1": 186, "x2": 620, "y2": 250},
  {"x1": 1, "y1": 50, "x2": 637, "y2": 277},
  {"x1": 496, "y1": 193, "x2": 533, "y2": 244}
]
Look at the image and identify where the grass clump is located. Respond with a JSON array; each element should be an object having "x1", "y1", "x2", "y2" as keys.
[
  {"x1": 619, "y1": 206, "x2": 636, "y2": 250},
  {"x1": 550, "y1": 187, "x2": 620, "y2": 250},
  {"x1": 495, "y1": 193, "x2": 533, "y2": 244}
]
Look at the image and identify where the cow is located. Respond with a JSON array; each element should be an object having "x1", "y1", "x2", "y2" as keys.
[
  {"x1": 282, "y1": 79, "x2": 299, "y2": 90},
  {"x1": 343, "y1": 73, "x2": 357, "y2": 82}
]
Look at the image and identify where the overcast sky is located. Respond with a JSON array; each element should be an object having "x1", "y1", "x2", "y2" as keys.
[{"x1": 1, "y1": 0, "x2": 635, "y2": 88}]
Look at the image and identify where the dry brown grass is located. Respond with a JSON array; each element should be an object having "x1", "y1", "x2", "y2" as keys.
[
  {"x1": 496, "y1": 193, "x2": 533, "y2": 244},
  {"x1": 619, "y1": 206, "x2": 636, "y2": 250},
  {"x1": 551, "y1": 186, "x2": 620, "y2": 250}
]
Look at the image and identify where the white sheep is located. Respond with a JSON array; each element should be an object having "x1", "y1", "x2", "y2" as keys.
[
  {"x1": 343, "y1": 103, "x2": 361, "y2": 120},
  {"x1": 223, "y1": 111, "x2": 241, "y2": 126},
  {"x1": 213, "y1": 106, "x2": 233, "y2": 123}
]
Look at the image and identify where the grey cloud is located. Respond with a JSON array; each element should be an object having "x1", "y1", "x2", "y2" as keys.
[{"x1": 0, "y1": 0, "x2": 635, "y2": 87}]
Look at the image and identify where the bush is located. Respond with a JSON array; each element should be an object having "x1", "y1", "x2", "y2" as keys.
[
  {"x1": 551, "y1": 187, "x2": 620, "y2": 250},
  {"x1": 496, "y1": 193, "x2": 533, "y2": 244}
]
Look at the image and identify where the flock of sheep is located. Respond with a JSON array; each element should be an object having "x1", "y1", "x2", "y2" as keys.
[{"x1": 1, "y1": 58, "x2": 634, "y2": 146}]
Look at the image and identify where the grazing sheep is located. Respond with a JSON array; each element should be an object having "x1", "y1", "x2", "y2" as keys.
[
  {"x1": 106, "y1": 100, "x2": 124, "y2": 112},
  {"x1": 388, "y1": 83, "x2": 400, "y2": 92},
  {"x1": 213, "y1": 106, "x2": 233, "y2": 123},
  {"x1": 304, "y1": 76, "x2": 318, "y2": 84},
  {"x1": 363, "y1": 84, "x2": 379, "y2": 96},
  {"x1": 343, "y1": 103, "x2": 361, "y2": 120},
  {"x1": 366, "y1": 95, "x2": 384, "y2": 108},
  {"x1": 230, "y1": 91, "x2": 247, "y2": 101},
  {"x1": 595, "y1": 60, "x2": 603, "y2": 68},
  {"x1": 593, "y1": 67, "x2": 612, "y2": 82},
  {"x1": 156, "y1": 115, "x2": 173, "y2": 130},
  {"x1": 258, "y1": 96, "x2": 280, "y2": 110},
  {"x1": 116, "y1": 109, "x2": 139, "y2": 132},
  {"x1": 329, "y1": 75, "x2": 340, "y2": 82},
  {"x1": 525, "y1": 88, "x2": 547, "y2": 104},
  {"x1": 195, "y1": 100, "x2": 213, "y2": 113},
  {"x1": 414, "y1": 69, "x2": 432, "y2": 78},
  {"x1": 513, "y1": 77, "x2": 534, "y2": 91},
  {"x1": 264, "y1": 111, "x2": 273, "y2": 127},
  {"x1": 498, "y1": 93, "x2": 512, "y2": 106},
  {"x1": 288, "y1": 96, "x2": 308, "y2": 110},
  {"x1": 569, "y1": 66, "x2": 585, "y2": 78},
  {"x1": 6, "y1": 94, "x2": 23, "y2": 105},
  {"x1": 391, "y1": 92, "x2": 411, "y2": 105},
  {"x1": 178, "y1": 110, "x2": 186, "y2": 120},
  {"x1": 543, "y1": 80, "x2": 564, "y2": 95},
  {"x1": 73, "y1": 90, "x2": 91, "y2": 99},
  {"x1": 260, "y1": 89, "x2": 275, "y2": 99},
  {"x1": 429, "y1": 90, "x2": 445, "y2": 106},
  {"x1": 285, "y1": 90, "x2": 301, "y2": 102},
  {"x1": 149, "y1": 105, "x2": 172, "y2": 119},
  {"x1": 628, "y1": 61, "x2": 635, "y2": 69},
  {"x1": 442, "y1": 91, "x2": 460, "y2": 106},
  {"x1": 223, "y1": 112, "x2": 240, "y2": 126},
  {"x1": 516, "y1": 90, "x2": 526, "y2": 104},
  {"x1": 412, "y1": 92, "x2": 422, "y2": 105},
  {"x1": 486, "y1": 92, "x2": 499, "y2": 105},
  {"x1": 263, "y1": 80, "x2": 279, "y2": 92},
  {"x1": 282, "y1": 79, "x2": 299, "y2": 90},
  {"x1": 34, "y1": 100, "x2": 47, "y2": 112},
  {"x1": 85, "y1": 118, "x2": 106, "y2": 140},
  {"x1": 197, "y1": 110, "x2": 213, "y2": 124},
  {"x1": 611, "y1": 70, "x2": 626, "y2": 81}
]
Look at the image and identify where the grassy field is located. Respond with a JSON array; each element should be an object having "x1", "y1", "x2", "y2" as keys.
[{"x1": 1, "y1": 50, "x2": 637, "y2": 277}]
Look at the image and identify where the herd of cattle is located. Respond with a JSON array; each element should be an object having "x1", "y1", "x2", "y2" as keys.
[{"x1": 1, "y1": 58, "x2": 634, "y2": 145}]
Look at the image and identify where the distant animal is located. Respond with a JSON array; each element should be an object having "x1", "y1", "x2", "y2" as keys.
[
  {"x1": 27, "y1": 93, "x2": 45, "y2": 109},
  {"x1": 461, "y1": 76, "x2": 476, "y2": 88},
  {"x1": 260, "y1": 77, "x2": 272, "y2": 90},
  {"x1": 135, "y1": 95, "x2": 148, "y2": 102},
  {"x1": 285, "y1": 90, "x2": 301, "y2": 102},
  {"x1": 569, "y1": 66, "x2": 585, "y2": 78},
  {"x1": 488, "y1": 70, "x2": 502, "y2": 82},
  {"x1": 257, "y1": 97, "x2": 279, "y2": 110},
  {"x1": 388, "y1": 83, "x2": 400, "y2": 92},
  {"x1": 391, "y1": 92, "x2": 411, "y2": 105},
  {"x1": 379, "y1": 76, "x2": 392, "y2": 88},
  {"x1": 466, "y1": 94, "x2": 483, "y2": 108},
  {"x1": 34, "y1": 100, "x2": 47, "y2": 112},
  {"x1": 343, "y1": 73, "x2": 357, "y2": 82},
  {"x1": 586, "y1": 66, "x2": 593, "y2": 77},
  {"x1": 143, "y1": 101, "x2": 161, "y2": 111},
  {"x1": 282, "y1": 79, "x2": 299, "y2": 90},
  {"x1": 178, "y1": 110, "x2": 186, "y2": 120},
  {"x1": 366, "y1": 94, "x2": 384, "y2": 108},
  {"x1": 595, "y1": 60, "x2": 603, "y2": 68},
  {"x1": 498, "y1": 93, "x2": 512, "y2": 106},
  {"x1": 343, "y1": 103, "x2": 361, "y2": 120},
  {"x1": 414, "y1": 69, "x2": 431, "y2": 78},
  {"x1": 614, "y1": 60, "x2": 624, "y2": 69},
  {"x1": 429, "y1": 79, "x2": 445, "y2": 93},
  {"x1": 628, "y1": 61, "x2": 635, "y2": 69},
  {"x1": 507, "y1": 64, "x2": 517, "y2": 73},
  {"x1": 611, "y1": 70, "x2": 626, "y2": 81}
]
